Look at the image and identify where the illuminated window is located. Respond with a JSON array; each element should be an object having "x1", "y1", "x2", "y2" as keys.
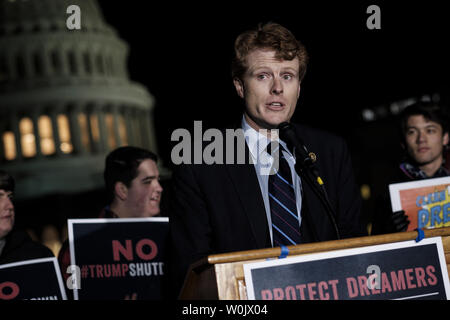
[
  {"x1": 89, "y1": 114, "x2": 100, "y2": 143},
  {"x1": 134, "y1": 114, "x2": 142, "y2": 146},
  {"x1": 3, "y1": 131, "x2": 16, "y2": 160},
  {"x1": 78, "y1": 112, "x2": 90, "y2": 151},
  {"x1": 19, "y1": 117, "x2": 36, "y2": 158},
  {"x1": 57, "y1": 114, "x2": 73, "y2": 153},
  {"x1": 105, "y1": 113, "x2": 116, "y2": 149},
  {"x1": 38, "y1": 115, "x2": 55, "y2": 155},
  {"x1": 118, "y1": 115, "x2": 128, "y2": 146}
]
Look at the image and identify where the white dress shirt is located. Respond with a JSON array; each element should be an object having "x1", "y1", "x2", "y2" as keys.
[{"x1": 241, "y1": 116, "x2": 303, "y2": 246}]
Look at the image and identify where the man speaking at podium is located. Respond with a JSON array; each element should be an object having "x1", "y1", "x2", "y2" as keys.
[{"x1": 169, "y1": 22, "x2": 367, "y2": 296}]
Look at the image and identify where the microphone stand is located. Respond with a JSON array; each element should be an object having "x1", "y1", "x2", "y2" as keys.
[
  {"x1": 277, "y1": 121, "x2": 341, "y2": 240},
  {"x1": 292, "y1": 149, "x2": 341, "y2": 240}
]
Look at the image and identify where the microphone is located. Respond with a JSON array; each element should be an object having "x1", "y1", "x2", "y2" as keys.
[
  {"x1": 277, "y1": 121, "x2": 341, "y2": 240},
  {"x1": 277, "y1": 122, "x2": 314, "y2": 169}
]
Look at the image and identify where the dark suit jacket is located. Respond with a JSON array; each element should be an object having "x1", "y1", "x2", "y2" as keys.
[
  {"x1": 169, "y1": 123, "x2": 366, "y2": 294},
  {"x1": 0, "y1": 228, "x2": 54, "y2": 265}
]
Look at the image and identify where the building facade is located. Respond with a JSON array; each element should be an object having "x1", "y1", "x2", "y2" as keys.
[{"x1": 0, "y1": 0, "x2": 161, "y2": 199}]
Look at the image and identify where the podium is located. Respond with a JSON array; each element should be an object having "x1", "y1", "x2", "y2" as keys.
[{"x1": 179, "y1": 227, "x2": 450, "y2": 299}]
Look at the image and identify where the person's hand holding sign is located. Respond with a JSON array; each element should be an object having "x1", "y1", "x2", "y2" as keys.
[{"x1": 391, "y1": 210, "x2": 410, "y2": 232}]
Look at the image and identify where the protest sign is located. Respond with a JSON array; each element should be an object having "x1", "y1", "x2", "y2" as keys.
[
  {"x1": 0, "y1": 257, "x2": 66, "y2": 300},
  {"x1": 68, "y1": 217, "x2": 169, "y2": 300},
  {"x1": 244, "y1": 237, "x2": 450, "y2": 300},
  {"x1": 389, "y1": 176, "x2": 450, "y2": 231}
]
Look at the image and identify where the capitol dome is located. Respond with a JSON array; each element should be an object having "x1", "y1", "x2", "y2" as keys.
[{"x1": 0, "y1": 0, "x2": 162, "y2": 199}]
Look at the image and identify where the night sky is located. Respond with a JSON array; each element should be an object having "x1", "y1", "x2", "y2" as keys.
[{"x1": 96, "y1": 1, "x2": 449, "y2": 170}]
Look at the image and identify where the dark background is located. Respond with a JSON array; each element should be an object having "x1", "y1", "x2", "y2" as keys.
[
  {"x1": 96, "y1": 1, "x2": 449, "y2": 165},
  {"x1": 14, "y1": 1, "x2": 450, "y2": 239}
]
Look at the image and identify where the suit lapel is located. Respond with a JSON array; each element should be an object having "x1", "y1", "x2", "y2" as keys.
[
  {"x1": 225, "y1": 141, "x2": 270, "y2": 249},
  {"x1": 293, "y1": 124, "x2": 333, "y2": 242},
  {"x1": 299, "y1": 176, "x2": 321, "y2": 242}
]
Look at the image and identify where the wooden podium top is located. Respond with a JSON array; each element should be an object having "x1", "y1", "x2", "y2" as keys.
[{"x1": 180, "y1": 227, "x2": 450, "y2": 299}]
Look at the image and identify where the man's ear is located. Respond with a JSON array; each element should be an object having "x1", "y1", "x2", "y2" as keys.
[
  {"x1": 114, "y1": 182, "x2": 128, "y2": 201},
  {"x1": 443, "y1": 132, "x2": 449, "y2": 146},
  {"x1": 233, "y1": 77, "x2": 244, "y2": 98}
]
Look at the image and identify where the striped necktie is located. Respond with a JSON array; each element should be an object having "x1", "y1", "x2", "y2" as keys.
[{"x1": 267, "y1": 142, "x2": 301, "y2": 246}]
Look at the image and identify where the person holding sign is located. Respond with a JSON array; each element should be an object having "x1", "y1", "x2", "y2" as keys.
[
  {"x1": 372, "y1": 101, "x2": 450, "y2": 234},
  {"x1": 102, "y1": 146, "x2": 164, "y2": 219},
  {"x1": 169, "y1": 22, "x2": 366, "y2": 297},
  {"x1": 57, "y1": 146, "x2": 164, "y2": 296},
  {"x1": 0, "y1": 170, "x2": 54, "y2": 265}
]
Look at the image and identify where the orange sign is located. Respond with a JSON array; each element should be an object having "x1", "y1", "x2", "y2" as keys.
[{"x1": 389, "y1": 177, "x2": 450, "y2": 231}]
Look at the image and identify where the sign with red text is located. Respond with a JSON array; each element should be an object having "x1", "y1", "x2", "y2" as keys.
[
  {"x1": 244, "y1": 237, "x2": 450, "y2": 300},
  {"x1": 68, "y1": 218, "x2": 169, "y2": 300},
  {"x1": 389, "y1": 177, "x2": 450, "y2": 231},
  {"x1": 0, "y1": 257, "x2": 67, "y2": 300}
]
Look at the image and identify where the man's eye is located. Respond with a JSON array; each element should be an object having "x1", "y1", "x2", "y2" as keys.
[
  {"x1": 0, "y1": 192, "x2": 13, "y2": 200},
  {"x1": 282, "y1": 74, "x2": 293, "y2": 80},
  {"x1": 257, "y1": 74, "x2": 269, "y2": 80}
]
